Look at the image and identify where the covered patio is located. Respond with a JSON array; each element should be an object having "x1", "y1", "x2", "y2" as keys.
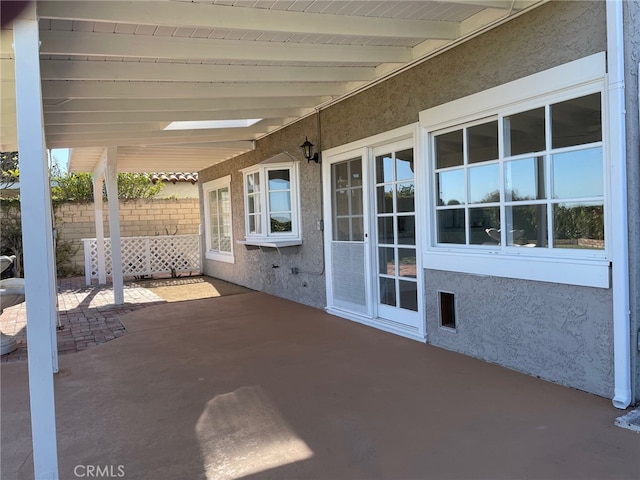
[
  {"x1": 2, "y1": 2, "x2": 638, "y2": 478},
  {"x1": 2, "y1": 291, "x2": 638, "y2": 480}
]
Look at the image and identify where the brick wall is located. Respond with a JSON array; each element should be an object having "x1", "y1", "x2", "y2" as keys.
[{"x1": 2, "y1": 198, "x2": 200, "y2": 275}]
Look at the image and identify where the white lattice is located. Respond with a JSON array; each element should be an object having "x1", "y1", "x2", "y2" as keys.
[{"x1": 83, "y1": 235, "x2": 201, "y2": 283}]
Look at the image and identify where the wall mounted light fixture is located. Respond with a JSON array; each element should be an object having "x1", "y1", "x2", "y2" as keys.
[{"x1": 300, "y1": 137, "x2": 319, "y2": 163}]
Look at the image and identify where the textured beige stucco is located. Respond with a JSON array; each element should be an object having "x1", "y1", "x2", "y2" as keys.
[
  {"x1": 198, "y1": 1, "x2": 624, "y2": 397},
  {"x1": 200, "y1": 0, "x2": 607, "y2": 311}
]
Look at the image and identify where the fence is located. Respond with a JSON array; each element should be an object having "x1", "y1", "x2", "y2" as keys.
[{"x1": 83, "y1": 235, "x2": 201, "y2": 285}]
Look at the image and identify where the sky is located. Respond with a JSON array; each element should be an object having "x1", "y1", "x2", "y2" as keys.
[{"x1": 51, "y1": 148, "x2": 70, "y2": 173}]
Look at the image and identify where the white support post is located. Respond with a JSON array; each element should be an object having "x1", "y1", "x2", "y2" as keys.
[
  {"x1": 13, "y1": 3, "x2": 60, "y2": 479},
  {"x1": 83, "y1": 240, "x2": 92, "y2": 286},
  {"x1": 105, "y1": 147, "x2": 124, "y2": 305},
  {"x1": 93, "y1": 174, "x2": 107, "y2": 285}
]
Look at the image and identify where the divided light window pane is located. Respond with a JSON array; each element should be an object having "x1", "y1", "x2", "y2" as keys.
[
  {"x1": 467, "y1": 121, "x2": 498, "y2": 164},
  {"x1": 551, "y1": 93, "x2": 602, "y2": 148},
  {"x1": 435, "y1": 130, "x2": 463, "y2": 169},
  {"x1": 396, "y1": 149, "x2": 414, "y2": 181},
  {"x1": 437, "y1": 209, "x2": 465, "y2": 244},
  {"x1": 506, "y1": 205, "x2": 548, "y2": 247},
  {"x1": 437, "y1": 170, "x2": 465, "y2": 206},
  {"x1": 468, "y1": 164, "x2": 499, "y2": 203},
  {"x1": 505, "y1": 156, "x2": 545, "y2": 201},
  {"x1": 552, "y1": 147, "x2": 603, "y2": 199},
  {"x1": 553, "y1": 202, "x2": 604, "y2": 250},
  {"x1": 504, "y1": 107, "x2": 545, "y2": 156}
]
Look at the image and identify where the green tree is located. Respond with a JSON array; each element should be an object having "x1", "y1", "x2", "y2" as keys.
[
  {"x1": 116, "y1": 173, "x2": 164, "y2": 201},
  {"x1": 51, "y1": 172, "x2": 164, "y2": 203},
  {"x1": 0, "y1": 151, "x2": 19, "y2": 189}
]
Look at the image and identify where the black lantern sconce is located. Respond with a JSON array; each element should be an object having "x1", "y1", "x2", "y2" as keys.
[{"x1": 300, "y1": 136, "x2": 320, "y2": 163}]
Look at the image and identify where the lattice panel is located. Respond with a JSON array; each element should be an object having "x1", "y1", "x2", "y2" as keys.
[
  {"x1": 149, "y1": 236, "x2": 201, "y2": 273},
  {"x1": 121, "y1": 237, "x2": 150, "y2": 276},
  {"x1": 84, "y1": 235, "x2": 200, "y2": 279}
]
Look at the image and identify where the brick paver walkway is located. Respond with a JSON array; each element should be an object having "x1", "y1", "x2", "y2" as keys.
[{"x1": 1, "y1": 276, "x2": 165, "y2": 363}]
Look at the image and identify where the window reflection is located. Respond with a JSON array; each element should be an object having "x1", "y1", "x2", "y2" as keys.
[
  {"x1": 504, "y1": 107, "x2": 545, "y2": 156},
  {"x1": 379, "y1": 247, "x2": 395, "y2": 275},
  {"x1": 552, "y1": 93, "x2": 602, "y2": 148},
  {"x1": 376, "y1": 154, "x2": 393, "y2": 183},
  {"x1": 268, "y1": 170, "x2": 290, "y2": 190},
  {"x1": 377, "y1": 185, "x2": 394, "y2": 214},
  {"x1": 378, "y1": 217, "x2": 394, "y2": 244},
  {"x1": 398, "y1": 248, "x2": 417, "y2": 278},
  {"x1": 397, "y1": 216, "x2": 415, "y2": 245},
  {"x1": 437, "y1": 210, "x2": 465, "y2": 244},
  {"x1": 270, "y1": 213, "x2": 292, "y2": 233},
  {"x1": 396, "y1": 149, "x2": 414, "y2": 181},
  {"x1": 505, "y1": 157, "x2": 545, "y2": 201},
  {"x1": 433, "y1": 92, "x2": 604, "y2": 252},
  {"x1": 436, "y1": 130, "x2": 464, "y2": 168},
  {"x1": 468, "y1": 164, "x2": 499, "y2": 203},
  {"x1": 269, "y1": 192, "x2": 291, "y2": 212},
  {"x1": 469, "y1": 207, "x2": 500, "y2": 245},
  {"x1": 379, "y1": 277, "x2": 396, "y2": 307},
  {"x1": 506, "y1": 205, "x2": 548, "y2": 247},
  {"x1": 553, "y1": 202, "x2": 604, "y2": 249},
  {"x1": 552, "y1": 147, "x2": 603, "y2": 199},
  {"x1": 397, "y1": 182, "x2": 414, "y2": 212},
  {"x1": 468, "y1": 121, "x2": 498, "y2": 164},
  {"x1": 399, "y1": 280, "x2": 418, "y2": 311},
  {"x1": 437, "y1": 170, "x2": 465, "y2": 206}
]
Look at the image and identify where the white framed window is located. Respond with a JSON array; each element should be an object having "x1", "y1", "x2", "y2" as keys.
[
  {"x1": 434, "y1": 92, "x2": 604, "y2": 252},
  {"x1": 420, "y1": 53, "x2": 611, "y2": 288},
  {"x1": 203, "y1": 175, "x2": 234, "y2": 263},
  {"x1": 239, "y1": 160, "x2": 301, "y2": 247}
]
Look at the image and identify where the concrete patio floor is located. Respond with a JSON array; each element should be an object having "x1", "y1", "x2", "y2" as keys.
[{"x1": 1, "y1": 292, "x2": 639, "y2": 480}]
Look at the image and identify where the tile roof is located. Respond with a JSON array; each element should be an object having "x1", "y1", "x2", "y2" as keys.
[{"x1": 149, "y1": 172, "x2": 198, "y2": 185}]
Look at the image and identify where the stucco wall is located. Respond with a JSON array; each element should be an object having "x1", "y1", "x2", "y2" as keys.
[
  {"x1": 624, "y1": 0, "x2": 640, "y2": 403},
  {"x1": 54, "y1": 198, "x2": 200, "y2": 274},
  {"x1": 199, "y1": 1, "x2": 614, "y2": 396},
  {"x1": 199, "y1": 116, "x2": 326, "y2": 309},
  {"x1": 321, "y1": 1, "x2": 606, "y2": 150},
  {"x1": 424, "y1": 270, "x2": 613, "y2": 397}
]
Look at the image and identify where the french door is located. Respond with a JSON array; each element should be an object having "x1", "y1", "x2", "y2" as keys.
[
  {"x1": 326, "y1": 137, "x2": 423, "y2": 336},
  {"x1": 372, "y1": 142, "x2": 421, "y2": 329}
]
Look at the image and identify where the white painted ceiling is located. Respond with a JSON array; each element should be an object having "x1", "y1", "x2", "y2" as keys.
[{"x1": 0, "y1": 0, "x2": 546, "y2": 172}]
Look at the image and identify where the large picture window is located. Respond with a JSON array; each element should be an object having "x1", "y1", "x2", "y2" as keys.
[
  {"x1": 434, "y1": 92, "x2": 604, "y2": 253},
  {"x1": 203, "y1": 176, "x2": 234, "y2": 263},
  {"x1": 420, "y1": 53, "x2": 610, "y2": 288},
  {"x1": 240, "y1": 160, "x2": 301, "y2": 246}
]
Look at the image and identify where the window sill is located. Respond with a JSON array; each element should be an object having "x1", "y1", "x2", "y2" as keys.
[
  {"x1": 423, "y1": 250, "x2": 610, "y2": 288},
  {"x1": 205, "y1": 251, "x2": 235, "y2": 264},
  {"x1": 237, "y1": 238, "x2": 302, "y2": 249}
]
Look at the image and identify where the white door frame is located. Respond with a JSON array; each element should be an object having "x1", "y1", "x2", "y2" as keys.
[
  {"x1": 323, "y1": 147, "x2": 373, "y2": 319},
  {"x1": 370, "y1": 139, "x2": 423, "y2": 333},
  {"x1": 323, "y1": 123, "x2": 426, "y2": 341}
]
